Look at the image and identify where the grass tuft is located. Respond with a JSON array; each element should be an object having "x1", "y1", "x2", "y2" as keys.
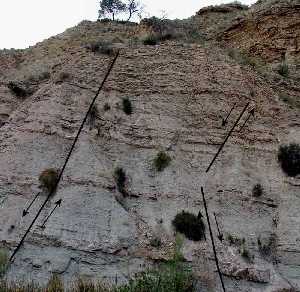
[{"x1": 153, "y1": 151, "x2": 171, "y2": 172}]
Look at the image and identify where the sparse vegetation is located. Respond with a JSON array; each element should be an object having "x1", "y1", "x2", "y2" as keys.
[
  {"x1": 104, "y1": 103, "x2": 111, "y2": 111},
  {"x1": 0, "y1": 248, "x2": 195, "y2": 291},
  {"x1": 277, "y1": 62, "x2": 289, "y2": 77},
  {"x1": 8, "y1": 81, "x2": 29, "y2": 98},
  {"x1": 258, "y1": 233, "x2": 277, "y2": 258},
  {"x1": 252, "y1": 183, "x2": 263, "y2": 197},
  {"x1": 88, "y1": 41, "x2": 115, "y2": 55},
  {"x1": 122, "y1": 97, "x2": 132, "y2": 115},
  {"x1": 153, "y1": 151, "x2": 171, "y2": 172},
  {"x1": 240, "y1": 242, "x2": 251, "y2": 260},
  {"x1": 227, "y1": 48, "x2": 264, "y2": 71},
  {"x1": 279, "y1": 93, "x2": 300, "y2": 110},
  {"x1": 278, "y1": 144, "x2": 300, "y2": 177},
  {"x1": 227, "y1": 234, "x2": 245, "y2": 246},
  {"x1": 47, "y1": 275, "x2": 64, "y2": 292},
  {"x1": 0, "y1": 249, "x2": 8, "y2": 278},
  {"x1": 39, "y1": 168, "x2": 59, "y2": 193},
  {"x1": 143, "y1": 34, "x2": 159, "y2": 46},
  {"x1": 150, "y1": 237, "x2": 162, "y2": 248},
  {"x1": 114, "y1": 167, "x2": 127, "y2": 195},
  {"x1": 172, "y1": 211, "x2": 206, "y2": 241},
  {"x1": 57, "y1": 71, "x2": 70, "y2": 82}
]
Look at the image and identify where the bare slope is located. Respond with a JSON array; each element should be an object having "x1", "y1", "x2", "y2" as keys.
[{"x1": 0, "y1": 9, "x2": 299, "y2": 292}]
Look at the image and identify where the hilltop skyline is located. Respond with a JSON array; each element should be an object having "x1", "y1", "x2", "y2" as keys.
[{"x1": 0, "y1": 0, "x2": 256, "y2": 49}]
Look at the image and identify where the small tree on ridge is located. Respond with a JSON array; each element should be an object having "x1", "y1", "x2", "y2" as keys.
[{"x1": 98, "y1": 0, "x2": 127, "y2": 21}]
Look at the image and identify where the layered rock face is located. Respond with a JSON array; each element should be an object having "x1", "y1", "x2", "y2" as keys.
[
  {"x1": 0, "y1": 3, "x2": 299, "y2": 292},
  {"x1": 220, "y1": 0, "x2": 300, "y2": 64}
]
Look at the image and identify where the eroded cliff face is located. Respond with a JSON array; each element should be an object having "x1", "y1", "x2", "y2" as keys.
[
  {"x1": 220, "y1": 0, "x2": 300, "y2": 64},
  {"x1": 0, "y1": 3, "x2": 299, "y2": 291}
]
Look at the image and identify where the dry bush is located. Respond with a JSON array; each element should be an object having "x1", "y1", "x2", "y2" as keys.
[
  {"x1": 39, "y1": 168, "x2": 59, "y2": 193},
  {"x1": 252, "y1": 183, "x2": 263, "y2": 197},
  {"x1": 153, "y1": 151, "x2": 171, "y2": 172},
  {"x1": 172, "y1": 211, "x2": 206, "y2": 241},
  {"x1": 278, "y1": 144, "x2": 300, "y2": 177}
]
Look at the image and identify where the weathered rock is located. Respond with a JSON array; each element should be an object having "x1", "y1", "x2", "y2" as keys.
[
  {"x1": 220, "y1": 0, "x2": 300, "y2": 64},
  {"x1": 0, "y1": 6, "x2": 299, "y2": 292}
]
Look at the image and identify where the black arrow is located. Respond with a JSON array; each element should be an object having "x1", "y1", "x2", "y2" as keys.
[
  {"x1": 222, "y1": 103, "x2": 236, "y2": 127},
  {"x1": 9, "y1": 51, "x2": 120, "y2": 262},
  {"x1": 238, "y1": 108, "x2": 255, "y2": 132},
  {"x1": 22, "y1": 192, "x2": 41, "y2": 217},
  {"x1": 206, "y1": 102, "x2": 250, "y2": 173},
  {"x1": 214, "y1": 212, "x2": 223, "y2": 242},
  {"x1": 39, "y1": 199, "x2": 62, "y2": 229}
]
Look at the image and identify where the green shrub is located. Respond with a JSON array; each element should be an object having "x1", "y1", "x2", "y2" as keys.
[
  {"x1": 0, "y1": 249, "x2": 8, "y2": 278},
  {"x1": 172, "y1": 211, "x2": 206, "y2": 241},
  {"x1": 114, "y1": 167, "x2": 127, "y2": 195},
  {"x1": 278, "y1": 62, "x2": 289, "y2": 77},
  {"x1": 117, "y1": 263, "x2": 195, "y2": 292},
  {"x1": 0, "y1": 259, "x2": 196, "y2": 291},
  {"x1": 122, "y1": 98, "x2": 132, "y2": 115},
  {"x1": 278, "y1": 144, "x2": 300, "y2": 177},
  {"x1": 153, "y1": 151, "x2": 171, "y2": 172},
  {"x1": 8, "y1": 81, "x2": 29, "y2": 98},
  {"x1": 143, "y1": 34, "x2": 159, "y2": 46},
  {"x1": 252, "y1": 184, "x2": 263, "y2": 197},
  {"x1": 39, "y1": 168, "x2": 59, "y2": 193},
  {"x1": 119, "y1": 235, "x2": 194, "y2": 292}
]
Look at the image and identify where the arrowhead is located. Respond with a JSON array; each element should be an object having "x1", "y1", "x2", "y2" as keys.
[
  {"x1": 39, "y1": 225, "x2": 46, "y2": 230},
  {"x1": 222, "y1": 119, "x2": 227, "y2": 127},
  {"x1": 55, "y1": 199, "x2": 62, "y2": 206},
  {"x1": 218, "y1": 234, "x2": 224, "y2": 242},
  {"x1": 22, "y1": 210, "x2": 28, "y2": 217},
  {"x1": 249, "y1": 108, "x2": 255, "y2": 116},
  {"x1": 197, "y1": 211, "x2": 203, "y2": 219}
]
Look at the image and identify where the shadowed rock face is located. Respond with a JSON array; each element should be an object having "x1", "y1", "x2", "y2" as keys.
[
  {"x1": 0, "y1": 4, "x2": 299, "y2": 291},
  {"x1": 220, "y1": 0, "x2": 300, "y2": 64}
]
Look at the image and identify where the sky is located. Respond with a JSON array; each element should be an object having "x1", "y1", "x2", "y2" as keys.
[{"x1": 0, "y1": 0, "x2": 256, "y2": 50}]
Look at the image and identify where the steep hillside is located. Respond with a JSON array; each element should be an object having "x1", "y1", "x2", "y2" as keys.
[
  {"x1": 0, "y1": 1, "x2": 300, "y2": 291},
  {"x1": 220, "y1": 0, "x2": 300, "y2": 64}
]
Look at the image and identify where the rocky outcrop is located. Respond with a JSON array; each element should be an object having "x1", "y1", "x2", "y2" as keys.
[
  {"x1": 220, "y1": 0, "x2": 300, "y2": 64},
  {"x1": 0, "y1": 8, "x2": 299, "y2": 292}
]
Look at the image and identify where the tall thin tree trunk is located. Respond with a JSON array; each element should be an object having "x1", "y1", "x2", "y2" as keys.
[{"x1": 127, "y1": 10, "x2": 132, "y2": 21}]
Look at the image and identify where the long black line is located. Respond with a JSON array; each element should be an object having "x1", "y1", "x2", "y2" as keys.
[
  {"x1": 206, "y1": 102, "x2": 250, "y2": 173},
  {"x1": 201, "y1": 187, "x2": 226, "y2": 292},
  {"x1": 9, "y1": 51, "x2": 120, "y2": 262}
]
